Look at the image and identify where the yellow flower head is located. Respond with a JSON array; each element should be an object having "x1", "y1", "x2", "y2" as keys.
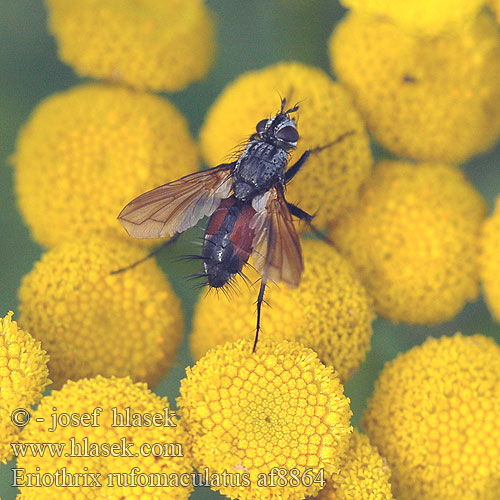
[
  {"x1": 363, "y1": 333, "x2": 500, "y2": 500},
  {"x1": 313, "y1": 429, "x2": 394, "y2": 500},
  {"x1": 0, "y1": 312, "x2": 50, "y2": 463},
  {"x1": 329, "y1": 12, "x2": 500, "y2": 163},
  {"x1": 178, "y1": 339, "x2": 352, "y2": 500},
  {"x1": 17, "y1": 376, "x2": 193, "y2": 500},
  {"x1": 200, "y1": 62, "x2": 373, "y2": 228},
  {"x1": 339, "y1": 0, "x2": 484, "y2": 35},
  {"x1": 331, "y1": 161, "x2": 486, "y2": 324},
  {"x1": 14, "y1": 83, "x2": 199, "y2": 248},
  {"x1": 190, "y1": 240, "x2": 374, "y2": 382},
  {"x1": 46, "y1": 0, "x2": 216, "y2": 92},
  {"x1": 489, "y1": 0, "x2": 500, "y2": 22},
  {"x1": 18, "y1": 234, "x2": 183, "y2": 389},
  {"x1": 480, "y1": 195, "x2": 500, "y2": 322}
]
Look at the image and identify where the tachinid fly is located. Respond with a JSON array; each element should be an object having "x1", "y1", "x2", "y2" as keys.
[{"x1": 116, "y1": 98, "x2": 353, "y2": 351}]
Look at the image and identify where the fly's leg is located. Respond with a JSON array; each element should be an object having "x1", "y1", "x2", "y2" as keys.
[
  {"x1": 110, "y1": 233, "x2": 181, "y2": 275},
  {"x1": 287, "y1": 202, "x2": 313, "y2": 224},
  {"x1": 287, "y1": 202, "x2": 337, "y2": 248},
  {"x1": 253, "y1": 280, "x2": 267, "y2": 353},
  {"x1": 284, "y1": 150, "x2": 312, "y2": 183},
  {"x1": 285, "y1": 130, "x2": 356, "y2": 183},
  {"x1": 285, "y1": 129, "x2": 356, "y2": 244}
]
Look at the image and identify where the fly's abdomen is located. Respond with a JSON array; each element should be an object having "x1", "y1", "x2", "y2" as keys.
[{"x1": 202, "y1": 197, "x2": 256, "y2": 288}]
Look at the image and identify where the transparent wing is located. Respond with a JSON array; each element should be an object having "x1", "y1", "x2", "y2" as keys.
[
  {"x1": 118, "y1": 164, "x2": 234, "y2": 238},
  {"x1": 250, "y1": 187, "x2": 303, "y2": 288}
]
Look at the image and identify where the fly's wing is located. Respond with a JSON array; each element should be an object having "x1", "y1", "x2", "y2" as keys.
[
  {"x1": 118, "y1": 164, "x2": 234, "y2": 238},
  {"x1": 250, "y1": 187, "x2": 303, "y2": 288}
]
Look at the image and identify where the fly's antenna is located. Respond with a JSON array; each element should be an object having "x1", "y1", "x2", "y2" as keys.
[
  {"x1": 289, "y1": 98, "x2": 305, "y2": 120},
  {"x1": 278, "y1": 96, "x2": 299, "y2": 115},
  {"x1": 285, "y1": 103, "x2": 299, "y2": 115},
  {"x1": 277, "y1": 85, "x2": 302, "y2": 115},
  {"x1": 280, "y1": 96, "x2": 287, "y2": 114},
  {"x1": 275, "y1": 89, "x2": 286, "y2": 113},
  {"x1": 294, "y1": 98, "x2": 306, "y2": 107}
]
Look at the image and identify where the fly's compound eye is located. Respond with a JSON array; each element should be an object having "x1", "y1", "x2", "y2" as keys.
[
  {"x1": 276, "y1": 126, "x2": 299, "y2": 143},
  {"x1": 256, "y1": 119, "x2": 268, "y2": 133}
]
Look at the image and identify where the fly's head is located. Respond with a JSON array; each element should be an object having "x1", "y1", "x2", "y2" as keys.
[{"x1": 253, "y1": 98, "x2": 299, "y2": 151}]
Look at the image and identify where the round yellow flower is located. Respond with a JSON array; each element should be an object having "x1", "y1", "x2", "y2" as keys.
[
  {"x1": 14, "y1": 84, "x2": 199, "y2": 248},
  {"x1": 480, "y1": 195, "x2": 500, "y2": 321},
  {"x1": 363, "y1": 333, "x2": 500, "y2": 500},
  {"x1": 178, "y1": 339, "x2": 352, "y2": 500},
  {"x1": 17, "y1": 376, "x2": 193, "y2": 500},
  {"x1": 0, "y1": 312, "x2": 50, "y2": 463},
  {"x1": 200, "y1": 62, "x2": 373, "y2": 228},
  {"x1": 329, "y1": 12, "x2": 500, "y2": 163},
  {"x1": 46, "y1": 0, "x2": 216, "y2": 92},
  {"x1": 489, "y1": 0, "x2": 500, "y2": 22},
  {"x1": 190, "y1": 240, "x2": 374, "y2": 382},
  {"x1": 313, "y1": 429, "x2": 394, "y2": 500},
  {"x1": 330, "y1": 161, "x2": 486, "y2": 324},
  {"x1": 339, "y1": 0, "x2": 484, "y2": 35},
  {"x1": 18, "y1": 235, "x2": 183, "y2": 389}
]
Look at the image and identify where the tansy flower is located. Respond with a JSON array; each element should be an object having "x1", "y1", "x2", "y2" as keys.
[
  {"x1": 479, "y1": 195, "x2": 500, "y2": 321},
  {"x1": 14, "y1": 83, "x2": 199, "y2": 248},
  {"x1": 45, "y1": 0, "x2": 216, "y2": 92},
  {"x1": 339, "y1": 0, "x2": 484, "y2": 35},
  {"x1": 200, "y1": 62, "x2": 373, "y2": 228},
  {"x1": 330, "y1": 161, "x2": 486, "y2": 324},
  {"x1": 0, "y1": 312, "x2": 50, "y2": 463},
  {"x1": 17, "y1": 376, "x2": 193, "y2": 500},
  {"x1": 363, "y1": 334, "x2": 500, "y2": 500},
  {"x1": 190, "y1": 240, "x2": 375, "y2": 382},
  {"x1": 329, "y1": 12, "x2": 500, "y2": 163},
  {"x1": 178, "y1": 339, "x2": 352, "y2": 500},
  {"x1": 313, "y1": 429, "x2": 394, "y2": 500},
  {"x1": 18, "y1": 235, "x2": 183, "y2": 389},
  {"x1": 489, "y1": 0, "x2": 500, "y2": 22}
]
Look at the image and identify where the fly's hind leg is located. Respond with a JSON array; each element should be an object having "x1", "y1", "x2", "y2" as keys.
[
  {"x1": 253, "y1": 280, "x2": 267, "y2": 353},
  {"x1": 287, "y1": 202, "x2": 337, "y2": 248},
  {"x1": 110, "y1": 233, "x2": 181, "y2": 275}
]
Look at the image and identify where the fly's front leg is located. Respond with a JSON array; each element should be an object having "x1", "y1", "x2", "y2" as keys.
[
  {"x1": 287, "y1": 202, "x2": 336, "y2": 247},
  {"x1": 285, "y1": 130, "x2": 356, "y2": 183},
  {"x1": 285, "y1": 150, "x2": 311, "y2": 183}
]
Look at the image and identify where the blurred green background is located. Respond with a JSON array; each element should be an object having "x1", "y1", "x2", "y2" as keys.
[{"x1": 0, "y1": 1, "x2": 499, "y2": 498}]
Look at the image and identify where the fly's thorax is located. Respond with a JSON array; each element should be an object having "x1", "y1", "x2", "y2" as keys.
[{"x1": 233, "y1": 140, "x2": 287, "y2": 201}]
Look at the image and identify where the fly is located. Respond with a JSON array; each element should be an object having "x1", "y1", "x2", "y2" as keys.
[{"x1": 115, "y1": 98, "x2": 353, "y2": 352}]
